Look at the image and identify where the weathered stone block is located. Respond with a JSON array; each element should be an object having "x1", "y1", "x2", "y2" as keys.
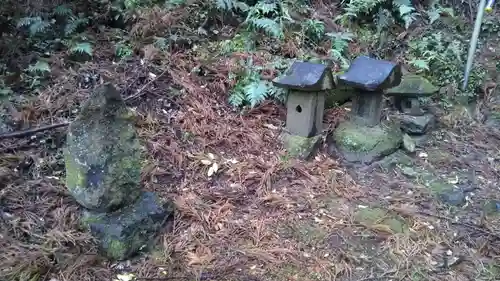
[{"x1": 80, "y1": 191, "x2": 174, "y2": 261}]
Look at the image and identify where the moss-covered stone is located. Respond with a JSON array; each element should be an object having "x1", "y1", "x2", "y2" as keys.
[
  {"x1": 280, "y1": 131, "x2": 321, "y2": 160},
  {"x1": 81, "y1": 191, "x2": 174, "y2": 261},
  {"x1": 330, "y1": 120, "x2": 403, "y2": 163},
  {"x1": 385, "y1": 74, "x2": 439, "y2": 97},
  {"x1": 64, "y1": 83, "x2": 143, "y2": 212},
  {"x1": 354, "y1": 207, "x2": 408, "y2": 234}
]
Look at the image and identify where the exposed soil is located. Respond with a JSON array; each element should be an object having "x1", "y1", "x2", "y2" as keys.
[{"x1": 1, "y1": 2, "x2": 500, "y2": 281}]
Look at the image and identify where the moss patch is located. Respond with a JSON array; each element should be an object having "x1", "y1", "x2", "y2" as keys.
[
  {"x1": 332, "y1": 120, "x2": 403, "y2": 163},
  {"x1": 354, "y1": 207, "x2": 409, "y2": 234},
  {"x1": 107, "y1": 239, "x2": 127, "y2": 260},
  {"x1": 280, "y1": 132, "x2": 321, "y2": 160},
  {"x1": 385, "y1": 74, "x2": 439, "y2": 96}
]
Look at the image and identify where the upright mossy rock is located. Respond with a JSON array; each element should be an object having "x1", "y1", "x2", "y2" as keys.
[
  {"x1": 329, "y1": 120, "x2": 403, "y2": 164},
  {"x1": 64, "y1": 83, "x2": 143, "y2": 212}
]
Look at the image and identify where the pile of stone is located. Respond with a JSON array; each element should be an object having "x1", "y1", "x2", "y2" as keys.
[{"x1": 64, "y1": 83, "x2": 173, "y2": 260}]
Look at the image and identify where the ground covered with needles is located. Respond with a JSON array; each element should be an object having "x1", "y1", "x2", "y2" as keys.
[{"x1": 1, "y1": 1, "x2": 500, "y2": 281}]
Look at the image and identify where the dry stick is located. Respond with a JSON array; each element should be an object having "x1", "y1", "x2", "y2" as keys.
[
  {"x1": 0, "y1": 71, "x2": 168, "y2": 141},
  {"x1": 0, "y1": 122, "x2": 70, "y2": 140}
]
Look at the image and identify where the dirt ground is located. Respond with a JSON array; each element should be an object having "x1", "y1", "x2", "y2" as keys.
[{"x1": 1, "y1": 3, "x2": 500, "y2": 281}]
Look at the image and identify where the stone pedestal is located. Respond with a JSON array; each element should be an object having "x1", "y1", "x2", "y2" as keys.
[{"x1": 328, "y1": 120, "x2": 403, "y2": 164}]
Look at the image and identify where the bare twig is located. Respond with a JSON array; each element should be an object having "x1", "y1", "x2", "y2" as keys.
[
  {"x1": 0, "y1": 72, "x2": 168, "y2": 141},
  {"x1": 123, "y1": 69, "x2": 168, "y2": 102},
  {"x1": 0, "y1": 122, "x2": 70, "y2": 140}
]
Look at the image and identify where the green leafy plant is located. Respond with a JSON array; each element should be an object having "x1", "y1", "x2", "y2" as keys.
[
  {"x1": 302, "y1": 19, "x2": 325, "y2": 42},
  {"x1": 327, "y1": 32, "x2": 355, "y2": 69},
  {"x1": 228, "y1": 57, "x2": 288, "y2": 108},
  {"x1": 115, "y1": 42, "x2": 134, "y2": 59},
  {"x1": 407, "y1": 31, "x2": 485, "y2": 102},
  {"x1": 336, "y1": 0, "x2": 418, "y2": 30},
  {"x1": 243, "y1": 2, "x2": 286, "y2": 39},
  {"x1": 27, "y1": 60, "x2": 51, "y2": 74}
]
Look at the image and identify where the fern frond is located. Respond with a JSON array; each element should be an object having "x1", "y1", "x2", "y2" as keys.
[
  {"x1": 248, "y1": 18, "x2": 283, "y2": 39},
  {"x1": 64, "y1": 17, "x2": 89, "y2": 36},
  {"x1": 228, "y1": 90, "x2": 246, "y2": 107},
  {"x1": 255, "y1": 2, "x2": 277, "y2": 14},
  {"x1": 244, "y1": 80, "x2": 269, "y2": 108},
  {"x1": 28, "y1": 20, "x2": 51, "y2": 36},
  {"x1": 53, "y1": 5, "x2": 73, "y2": 17},
  {"x1": 409, "y1": 59, "x2": 429, "y2": 71},
  {"x1": 375, "y1": 8, "x2": 393, "y2": 33},
  {"x1": 215, "y1": 0, "x2": 236, "y2": 10},
  {"x1": 267, "y1": 84, "x2": 286, "y2": 103},
  {"x1": 17, "y1": 16, "x2": 40, "y2": 28},
  {"x1": 27, "y1": 60, "x2": 51, "y2": 74},
  {"x1": 70, "y1": 42, "x2": 93, "y2": 56}
]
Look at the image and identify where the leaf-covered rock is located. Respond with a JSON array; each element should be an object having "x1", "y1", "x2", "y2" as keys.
[
  {"x1": 64, "y1": 83, "x2": 143, "y2": 212},
  {"x1": 80, "y1": 191, "x2": 174, "y2": 261}
]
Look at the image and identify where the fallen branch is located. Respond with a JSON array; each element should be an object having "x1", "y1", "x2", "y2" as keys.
[{"x1": 0, "y1": 122, "x2": 70, "y2": 140}]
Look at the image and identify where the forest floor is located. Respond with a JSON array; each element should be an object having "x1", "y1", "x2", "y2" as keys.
[{"x1": 1, "y1": 2, "x2": 500, "y2": 281}]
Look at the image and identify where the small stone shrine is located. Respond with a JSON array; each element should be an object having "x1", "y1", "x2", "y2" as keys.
[
  {"x1": 64, "y1": 83, "x2": 173, "y2": 260},
  {"x1": 385, "y1": 74, "x2": 438, "y2": 135},
  {"x1": 273, "y1": 61, "x2": 334, "y2": 159},
  {"x1": 328, "y1": 56, "x2": 404, "y2": 164}
]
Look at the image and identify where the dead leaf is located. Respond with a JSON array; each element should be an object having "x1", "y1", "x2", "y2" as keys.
[
  {"x1": 207, "y1": 162, "x2": 219, "y2": 177},
  {"x1": 200, "y1": 159, "x2": 212, "y2": 165},
  {"x1": 142, "y1": 44, "x2": 159, "y2": 61},
  {"x1": 369, "y1": 224, "x2": 394, "y2": 234}
]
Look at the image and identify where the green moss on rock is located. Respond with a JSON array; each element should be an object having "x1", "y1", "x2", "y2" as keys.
[
  {"x1": 280, "y1": 132, "x2": 321, "y2": 160},
  {"x1": 81, "y1": 191, "x2": 174, "y2": 261},
  {"x1": 331, "y1": 120, "x2": 403, "y2": 163},
  {"x1": 64, "y1": 83, "x2": 143, "y2": 212},
  {"x1": 385, "y1": 74, "x2": 439, "y2": 97},
  {"x1": 354, "y1": 207, "x2": 408, "y2": 234}
]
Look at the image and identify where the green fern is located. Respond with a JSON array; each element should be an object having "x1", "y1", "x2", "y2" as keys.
[
  {"x1": 27, "y1": 60, "x2": 51, "y2": 74},
  {"x1": 215, "y1": 0, "x2": 235, "y2": 10},
  {"x1": 254, "y1": 1, "x2": 277, "y2": 14},
  {"x1": 303, "y1": 19, "x2": 325, "y2": 42},
  {"x1": 53, "y1": 5, "x2": 73, "y2": 17},
  {"x1": 70, "y1": 42, "x2": 93, "y2": 56},
  {"x1": 244, "y1": 1, "x2": 285, "y2": 39},
  {"x1": 393, "y1": 0, "x2": 417, "y2": 29},
  {"x1": 244, "y1": 80, "x2": 269, "y2": 107},
  {"x1": 375, "y1": 8, "x2": 393, "y2": 33},
  {"x1": 17, "y1": 17, "x2": 52, "y2": 37},
  {"x1": 408, "y1": 59, "x2": 429, "y2": 71},
  {"x1": 64, "y1": 17, "x2": 89, "y2": 36},
  {"x1": 215, "y1": 0, "x2": 249, "y2": 11},
  {"x1": 247, "y1": 18, "x2": 283, "y2": 39},
  {"x1": 228, "y1": 91, "x2": 246, "y2": 107}
]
